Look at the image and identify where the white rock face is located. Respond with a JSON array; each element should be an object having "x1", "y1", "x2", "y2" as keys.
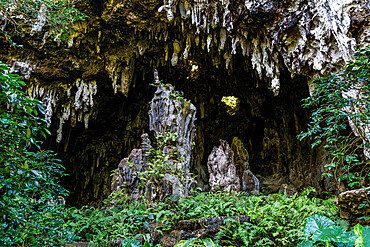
[{"x1": 157, "y1": 0, "x2": 370, "y2": 93}]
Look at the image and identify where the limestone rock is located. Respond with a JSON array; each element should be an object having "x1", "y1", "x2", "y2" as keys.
[
  {"x1": 336, "y1": 187, "x2": 370, "y2": 226},
  {"x1": 149, "y1": 83, "x2": 197, "y2": 173},
  {"x1": 207, "y1": 140, "x2": 240, "y2": 192},
  {"x1": 151, "y1": 216, "x2": 250, "y2": 247},
  {"x1": 112, "y1": 80, "x2": 197, "y2": 204},
  {"x1": 147, "y1": 83, "x2": 197, "y2": 200},
  {"x1": 111, "y1": 134, "x2": 152, "y2": 200}
]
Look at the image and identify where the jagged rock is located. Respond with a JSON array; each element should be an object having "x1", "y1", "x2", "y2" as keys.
[
  {"x1": 336, "y1": 187, "x2": 370, "y2": 226},
  {"x1": 111, "y1": 134, "x2": 151, "y2": 200},
  {"x1": 207, "y1": 140, "x2": 240, "y2": 192},
  {"x1": 149, "y1": 83, "x2": 197, "y2": 173},
  {"x1": 242, "y1": 169, "x2": 260, "y2": 193},
  {"x1": 112, "y1": 80, "x2": 197, "y2": 203},
  {"x1": 148, "y1": 82, "x2": 197, "y2": 200}
]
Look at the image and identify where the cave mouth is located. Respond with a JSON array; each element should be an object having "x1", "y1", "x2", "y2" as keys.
[{"x1": 51, "y1": 53, "x2": 311, "y2": 207}]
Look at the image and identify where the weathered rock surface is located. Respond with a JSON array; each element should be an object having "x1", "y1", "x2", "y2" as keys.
[
  {"x1": 231, "y1": 137, "x2": 250, "y2": 178},
  {"x1": 149, "y1": 83, "x2": 197, "y2": 172},
  {"x1": 112, "y1": 82, "x2": 196, "y2": 203},
  {"x1": 111, "y1": 133, "x2": 151, "y2": 201},
  {"x1": 207, "y1": 140, "x2": 240, "y2": 192},
  {"x1": 336, "y1": 187, "x2": 370, "y2": 226}
]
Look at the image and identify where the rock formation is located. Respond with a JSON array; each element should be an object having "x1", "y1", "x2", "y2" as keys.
[
  {"x1": 242, "y1": 169, "x2": 260, "y2": 194},
  {"x1": 149, "y1": 83, "x2": 197, "y2": 172},
  {"x1": 231, "y1": 137, "x2": 250, "y2": 178},
  {"x1": 151, "y1": 216, "x2": 250, "y2": 247},
  {"x1": 207, "y1": 140, "x2": 240, "y2": 192},
  {"x1": 111, "y1": 79, "x2": 197, "y2": 203},
  {"x1": 111, "y1": 134, "x2": 152, "y2": 201},
  {"x1": 207, "y1": 139, "x2": 260, "y2": 193},
  {"x1": 336, "y1": 187, "x2": 370, "y2": 226}
]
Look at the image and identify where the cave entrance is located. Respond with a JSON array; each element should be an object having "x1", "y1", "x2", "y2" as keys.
[{"x1": 54, "y1": 53, "x2": 311, "y2": 206}]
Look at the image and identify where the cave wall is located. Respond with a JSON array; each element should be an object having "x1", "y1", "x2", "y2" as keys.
[{"x1": 1, "y1": 0, "x2": 370, "y2": 205}]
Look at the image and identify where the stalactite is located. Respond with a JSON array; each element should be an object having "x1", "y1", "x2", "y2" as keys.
[{"x1": 153, "y1": 0, "x2": 368, "y2": 96}]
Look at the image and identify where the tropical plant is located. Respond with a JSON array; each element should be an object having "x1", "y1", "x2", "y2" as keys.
[
  {"x1": 0, "y1": 62, "x2": 74, "y2": 246},
  {"x1": 0, "y1": 0, "x2": 87, "y2": 44},
  {"x1": 297, "y1": 215, "x2": 356, "y2": 247},
  {"x1": 65, "y1": 200, "x2": 155, "y2": 246},
  {"x1": 298, "y1": 214, "x2": 370, "y2": 247},
  {"x1": 213, "y1": 189, "x2": 338, "y2": 246},
  {"x1": 298, "y1": 47, "x2": 370, "y2": 189},
  {"x1": 122, "y1": 234, "x2": 162, "y2": 247},
  {"x1": 65, "y1": 187, "x2": 339, "y2": 247},
  {"x1": 353, "y1": 223, "x2": 370, "y2": 247},
  {"x1": 174, "y1": 238, "x2": 220, "y2": 247}
]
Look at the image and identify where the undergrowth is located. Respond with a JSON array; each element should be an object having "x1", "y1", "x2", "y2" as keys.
[{"x1": 65, "y1": 188, "x2": 339, "y2": 246}]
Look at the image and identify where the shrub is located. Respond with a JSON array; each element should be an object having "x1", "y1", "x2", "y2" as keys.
[
  {"x1": 0, "y1": 62, "x2": 74, "y2": 246},
  {"x1": 298, "y1": 47, "x2": 370, "y2": 188},
  {"x1": 213, "y1": 189, "x2": 338, "y2": 246}
]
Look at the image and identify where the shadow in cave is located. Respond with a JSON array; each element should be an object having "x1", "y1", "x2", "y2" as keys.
[{"x1": 48, "y1": 52, "x2": 312, "y2": 207}]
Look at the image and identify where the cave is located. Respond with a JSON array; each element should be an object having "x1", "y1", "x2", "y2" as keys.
[
  {"x1": 1, "y1": 0, "x2": 369, "y2": 207},
  {"x1": 43, "y1": 50, "x2": 313, "y2": 206}
]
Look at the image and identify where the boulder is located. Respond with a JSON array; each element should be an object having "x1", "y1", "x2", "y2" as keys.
[
  {"x1": 336, "y1": 187, "x2": 370, "y2": 226},
  {"x1": 207, "y1": 140, "x2": 240, "y2": 192}
]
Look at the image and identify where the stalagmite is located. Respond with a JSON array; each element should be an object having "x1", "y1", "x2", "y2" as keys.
[
  {"x1": 207, "y1": 140, "x2": 240, "y2": 193},
  {"x1": 112, "y1": 71, "x2": 197, "y2": 203}
]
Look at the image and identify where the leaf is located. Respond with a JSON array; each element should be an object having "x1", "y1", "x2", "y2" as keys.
[
  {"x1": 26, "y1": 127, "x2": 31, "y2": 138},
  {"x1": 304, "y1": 215, "x2": 335, "y2": 236},
  {"x1": 354, "y1": 224, "x2": 365, "y2": 247},
  {"x1": 31, "y1": 169, "x2": 42, "y2": 178},
  {"x1": 201, "y1": 238, "x2": 217, "y2": 247},
  {"x1": 174, "y1": 238, "x2": 198, "y2": 247},
  {"x1": 297, "y1": 241, "x2": 314, "y2": 247},
  {"x1": 312, "y1": 226, "x2": 356, "y2": 243}
]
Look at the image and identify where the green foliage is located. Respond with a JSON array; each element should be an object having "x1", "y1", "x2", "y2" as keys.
[
  {"x1": 297, "y1": 215, "x2": 370, "y2": 247},
  {"x1": 122, "y1": 234, "x2": 161, "y2": 247},
  {"x1": 174, "y1": 238, "x2": 221, "y2": 247},
  {"x1": 353, "y1": 224, "x2": 370, "y2": 247},
  {"x1": 0, "y1": 62, "x2": 74, "y2": 245},
  {"x1": 298, "y1": 47, "x2": 370, "y2": 189},
  {"x1": 65, "y1": 201, "x2": 154, "y2": 246},
  {"x1": 138, "y1": 131, "x2": 191, "y2": 205},
  {"x1": 298, "y1": 215, "x2": 356, "y2": 246},
  {"x1": 213, "y1": 189, "x2": 338, "y2": 246},
  {"x1": 66, "y1": 187, "x2": 339, "y2": 246},
  {"x1": 0, "y1": 0, "x2": 87, "y2": 44},
  {"x1": 139, "y1": 131, "x2": 177, "y2": 184},
  {"x1": 176, "y1": 190, "x2": 250, "y2": 220}
]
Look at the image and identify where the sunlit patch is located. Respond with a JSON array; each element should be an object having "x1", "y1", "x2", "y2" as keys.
[
  {"x1": 186, "y1": 60, "x2": 200, "y2": 80},
  {"x1": 221, "y1": 96, "x2": 240, "y2": 115}
]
